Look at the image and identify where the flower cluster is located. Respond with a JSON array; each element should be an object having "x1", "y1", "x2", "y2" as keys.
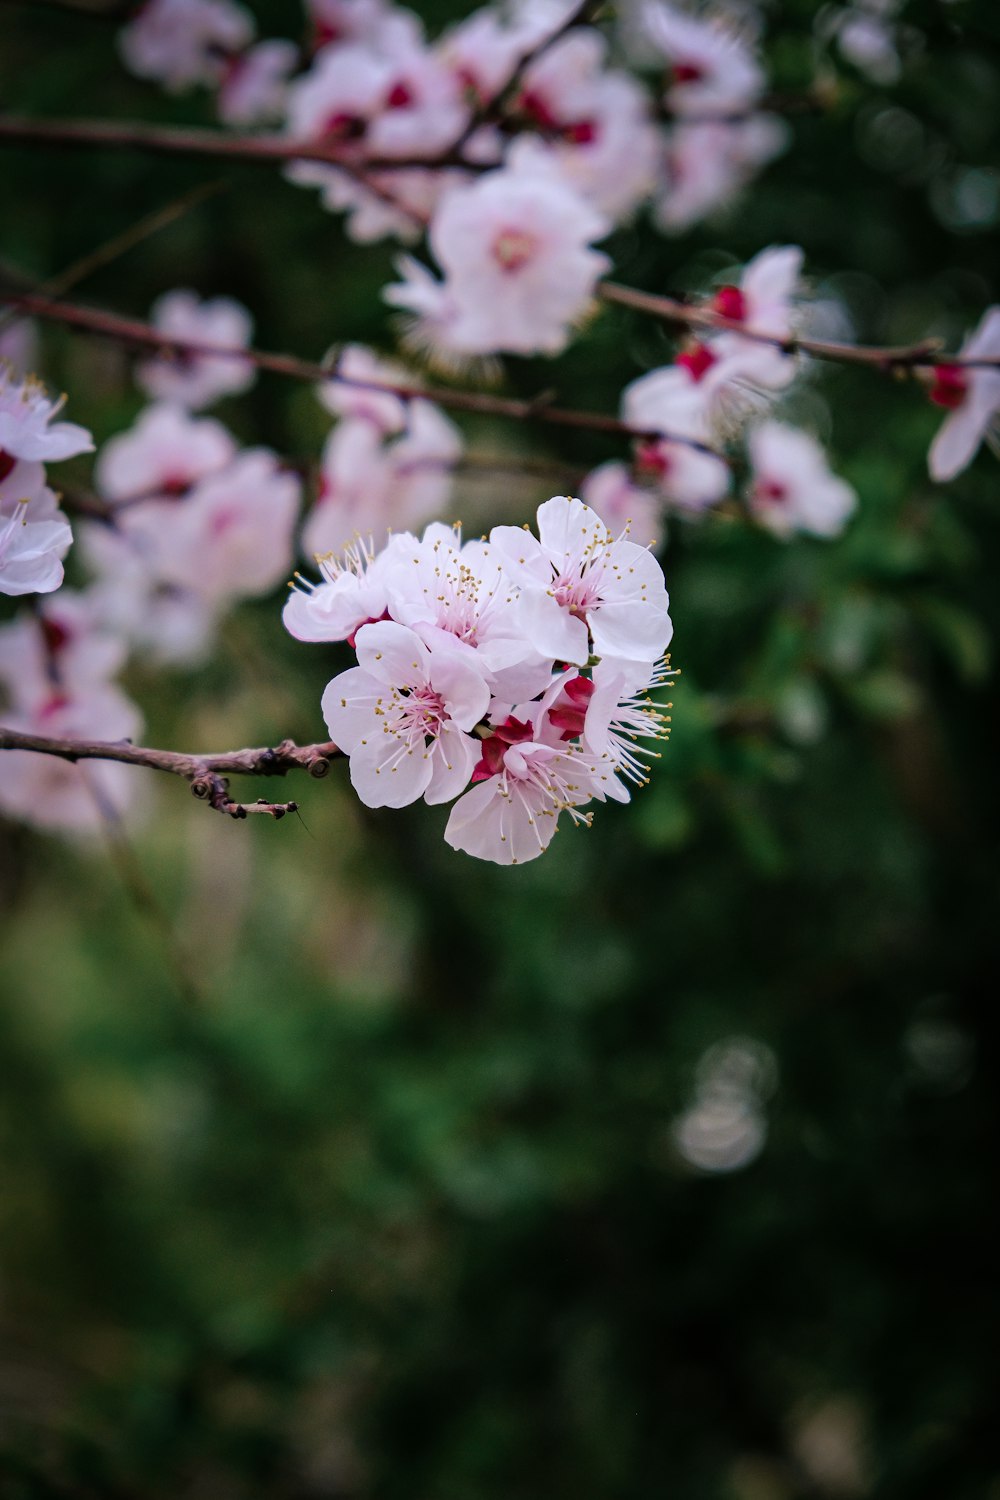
[
  {"x1": 285, "y1": 495, "x2": 673, "y2": 864},
  {"x1": 0, "y1": 363, "x2": 91, "y2": 598}
]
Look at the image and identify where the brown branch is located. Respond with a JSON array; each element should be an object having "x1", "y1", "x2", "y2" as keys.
[
  {"x1": 1, "y1": 289, "x2": 723, "y2": 453},
  {"x1": 0, "y1": 112, "x2": 476, "y2": 176},
  {"x1": 0, "y1": 728, "x2": 340, "y2": 819},
  {"x1": 598, "y1": 282, "x2": 972, "y2": 371}
]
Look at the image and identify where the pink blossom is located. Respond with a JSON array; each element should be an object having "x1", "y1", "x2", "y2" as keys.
[
  {"x1": 443, "y1": 730, "x2": 616, "y2": 866},
  {"x1": 490, "y1": 495, "x2": 672, "y2": 665},
  {"x1": 0, "y1": 591, "x2": 128, "y2": 713},
  {"x1": 0, "y1": 319, "x2": 37, "y2": 378},
  {"x1": 438, "y1": 7, "x2": 532, "y2": 104},
  {"x1": 284, "y1": 33, "x2": 467, "y2": 243},
  {"x1": 644, "y1": 3, "x2": 765, "y2": 117},
  {"x1": 79, "y1": 524, "x2": 220, "y2": 667},
  {"x1": 146, "y1": 449, "x2": 301, "y2": 601},
  {"x1": 303, "y1": 400, "x2": 460, "y2": 557},
  {"x1": 655, "y1": 116, "x2": 788, "y2": 234},
  {"x1": 581, "y1": 657, "x2": 674, "y2": 789},
  {"x1": 379, "y1": 524, "x2": 554, "y2": 702},
  {"x1": 581, "y1": 461, "x2": 664, "y2": 548},
  {"x1": 747, "y1": 421, "x2": 857, "y2": 539},
  {"x1": 0, "y1": 604, "x2": 143, "y2": 832},
  {"x1": 118, "y1": 0, "x2": 254, "y2": 93},
  {"x1": 218, "y1": 39, "x2": 298, "y2": 126},
  {"x1": 387, "y1": 144, "x2": 612, "y2": 357},
  {"x1": 284, "y1": 534, "x2": 399, "y2": 646},
  {"x1": 322, "y1": 620, "x2": 491, "y2": 807},
  {"x1": 306, "y1": 0, "x2": 392, "y2": 51},
  {"x1": 95, "y1": 403, "x2": 236, "y2": 504},
  {"x1": 0, "y1": 461, "x2": 73, "y2": 597},
  {"x1": 0, "y1": 365, "x2": 93, "y2": 464},
  {"x1": 317, "y1": 344, "x2": 412, "y2": 436},
  {"x1": 927, "y1": 307, "x2": 1000, "y2": 482},
  {"x1": 136, "y1": 291, "x2": 256, "y2": 410},
  {"x1": 513, "y1": 31, "x2": 660, "y2": 221}
]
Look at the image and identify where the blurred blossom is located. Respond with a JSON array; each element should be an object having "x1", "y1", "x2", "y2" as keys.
[{"x1": 672, "y1": 1036, "x2": 778, "y2": 1174}]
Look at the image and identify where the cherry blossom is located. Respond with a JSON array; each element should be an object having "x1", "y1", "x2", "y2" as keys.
[
  {"x1": 135, "y1": 290, "x2": 256, "y2": 410},
  {"x1": 284, "y1": 31, "x2": 468, "y2": 243},
  {"x1": 217, "y1": 39, "x2": 299, "y2": 127},
  {"x1": 490, "y1": 495, "x2": 673, "y2": 665},
  {"x1": 0, "y1": 365, "x2": 93, "y2": 464},
  {"x1": 644, "y1": 3, "x2": 766, "y2": 117},
  {"x1": 0, "y1": 461, "x2": 73, "y2": 597},
  {"x1": 317, "y1": 344, "x2": 413, "y2": 436},
  {"x1": 145, "y1": 449, "x2": 301, "y2": 602},
  {"x1": 118, "y1": 0, "x2": 254, "y2": 93},
  {"x1": 0, "y1": 592, "x2": 146, "y2": 830},
  {"x1": 655, "y1": 117, "x2": 788, "y2": 234},
  {"x1": 284, "y1": 535, "x2": 399, "y2": 647},
  {"x1": 321, "y1": 620, "x2": 491, "y2": 808},
  {"x1": 512, "y1": 30, "x2": 660, "y2": 221},
  {"x1": 0, "y1": 319, "x2": 37, "y2": 378},
  {"x1": 79, "y1": 524, "x2": 220, "y2": 668},
  {"x1": 443, "y1": 692, "x2": 627, "y2": 865},
  {"x1": 747, "y1": 422, "x2": 857, "y2": 539},
  {"x1": 379, "y1": 524, "x2": 554, "y2": 702},
  {"x1": 581, "y1": 461, "x2": 664, "y2": 549},
  {"x1": 95, "y1": 403, "x2": 236, "y2": 505},
  {"x1": 927, "y1": 307, "x2": 1000, "y2": 482},
  {"x1": 386, "y1": 143, "x2": 612, "y2": 357},
  {"x1": 303, "y1": 399, "x2": 461, "y2": 557},
  {"x1": 581, "y1": 657, "x2": 674, "y2": 788}
]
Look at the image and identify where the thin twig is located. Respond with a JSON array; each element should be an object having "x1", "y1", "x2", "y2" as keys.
[
  {"x1": 598, "y1": 282, "x2": 962, "y2": 370},
  {"x1": 0, "y1": 112, "x2": 472, "y2": 175},
  {"x1": 0, "y1": 180, "x2": 227, "y2": 337},
  {"x1": 2, "y1": 289, "x2": 722, "y2": 452},
  {"x1": 0, "y1": 729, "x2": 340, "y2": 819}
]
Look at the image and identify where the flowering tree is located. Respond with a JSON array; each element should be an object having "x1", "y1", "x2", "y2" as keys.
[
  {"x1": 2, "y1": 0, "x2": 998, "y2": 859},
  {"x1": 2, "y1": 0, "x2": 1000, "y2": 1493}
]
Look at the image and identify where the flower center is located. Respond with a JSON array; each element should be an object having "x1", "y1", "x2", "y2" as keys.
[
  {"x1": 320, "y1": 110, "x2": 367, "y2": 143},
  {"x1": 386, "y1": 79, "x2": 414, "y2": 109},
  {"x1": 929, "y1": 364, "x2": 968, "y2": 410},
  {"x1": 756, "y1": 480, "x2": 788, "y2": 505},
  {"x1": 677, "y1": 342, "x2": 717, "y2": 383},
  {"x1": 518, "y1": 89, "x2": 560, "y2": 132},
  {"x1": 492, "y1": 228, "x2": 539, "y2": 274},
  {"x1": 672, "y1": 61, "x2": 705, "y2": 85},
  {"x1": 0, "y1": 449, "x2": 16, "y2": 484},
  {"x1": 564, "y1": 118, "x2": 598, "y2": 146},
  {"x1": 471, "y1": 715, "x2": 533, "y2": 782},
  {"x1": 714, "y1": 285, "x2": 747, "y2": 321},
  {"x1": 635, "y1": 440, "x2": 671, "y2": 479},
  {"x1": 549, "y1": 675, "x2": 596, "y2": 741}
]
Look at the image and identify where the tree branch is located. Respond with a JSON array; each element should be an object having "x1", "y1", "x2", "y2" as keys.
[
  {"x1": 598, "y1": 282, "x2": 967, "y2": 370},
  {"x1": 1, "y1": 289, "x2": 722, "y2": 453},
  {"x1": 0, "y1": 729, "x2": 340, "y2": 819}
]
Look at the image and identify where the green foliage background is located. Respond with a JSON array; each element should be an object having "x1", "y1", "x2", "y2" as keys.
[{"x1": 1, "y1": 2, "x2": 999, "y2": 1495}]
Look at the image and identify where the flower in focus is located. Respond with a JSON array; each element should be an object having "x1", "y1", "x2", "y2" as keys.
[
  {"x1": 490, "y1": 494, "x2": 673, "y2": 665},
  {"x1": 322, "y1": 619, "x2": 491, "y2": 808},
  {"x1": 0, "y1": 364, "x2": 93, "y2": 464}
]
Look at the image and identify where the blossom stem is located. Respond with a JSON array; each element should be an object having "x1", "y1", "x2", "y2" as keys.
[{"x1": 0, "y1": 728, "x2": 341, "y2": 818}]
